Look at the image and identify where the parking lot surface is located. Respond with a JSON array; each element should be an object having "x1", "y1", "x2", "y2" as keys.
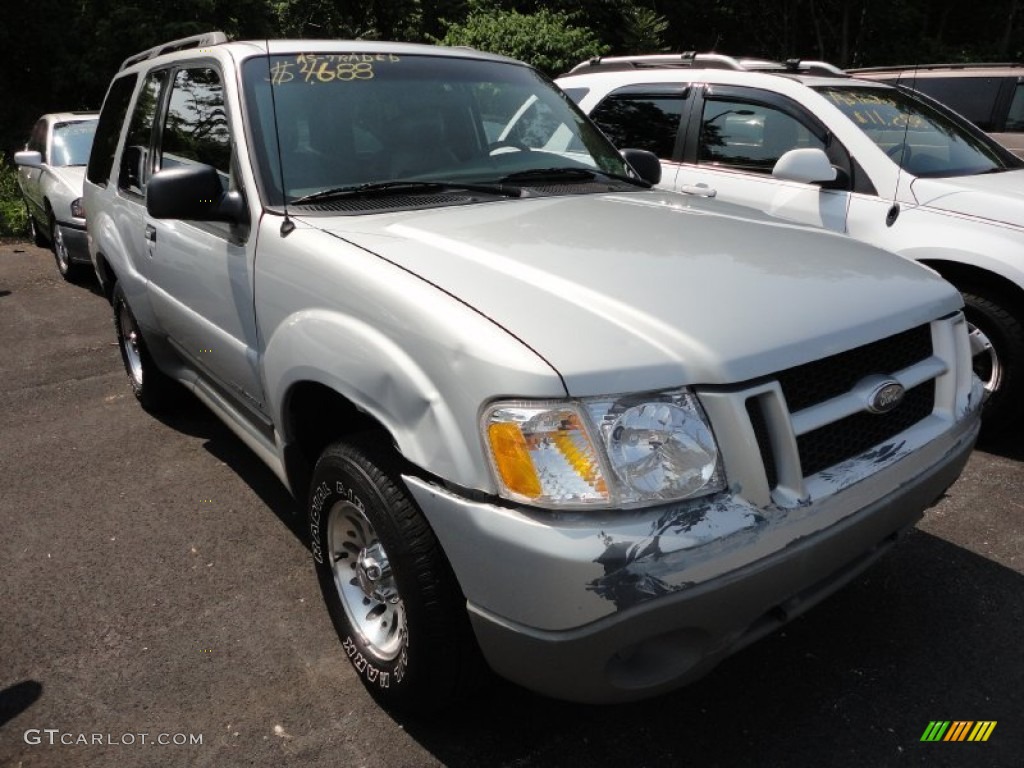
[{"x1": 1, "y1": 242, "x2": 1021, "y2": 767}]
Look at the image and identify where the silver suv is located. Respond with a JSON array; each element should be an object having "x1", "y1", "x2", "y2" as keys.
[{"x1": 85, "y1": 34, "x2": 981, "y2": 711}]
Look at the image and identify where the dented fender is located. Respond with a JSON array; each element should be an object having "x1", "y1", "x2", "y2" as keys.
[{"x1": 262, "y1": 308, "x2": 480, "y2": 487}]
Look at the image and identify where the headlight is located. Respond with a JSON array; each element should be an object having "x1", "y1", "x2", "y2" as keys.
[
  {"x1": 70, "y1": 197, "x2": 85, "y2": 219},
  {"x1": 483, "y1": 390, "x2": 725, "y2": 509}
]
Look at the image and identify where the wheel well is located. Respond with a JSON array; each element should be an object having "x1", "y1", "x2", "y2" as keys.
[
  {"x1": 920, "y1": 260, "x2": 1024, "y2": 318},
  {"x1": 283, "y1": 382, "x2": 397, "y2": 500}
]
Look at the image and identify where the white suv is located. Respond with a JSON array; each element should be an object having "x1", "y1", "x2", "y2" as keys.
[{"x1": 559, "y1": 54, "x2": 1024, "y2": 436}]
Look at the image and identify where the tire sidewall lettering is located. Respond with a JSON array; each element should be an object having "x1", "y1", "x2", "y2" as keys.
[
  {"x1": 342, "y1": 635, "x2": 400, "y2": 690},
  {"x1": 314, "y1": 467, "x2": 407, "y2": 692},
  {"x1": 309, "y1": 477, "x2": 367, "y2": 563}
]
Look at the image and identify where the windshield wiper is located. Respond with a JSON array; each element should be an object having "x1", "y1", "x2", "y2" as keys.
[
  {"x1": 291, "y1": 180, "x2": 520, "y2": 205},
  {"x1": 498, "y1": 167, "x2": 650, "y2": 188}
]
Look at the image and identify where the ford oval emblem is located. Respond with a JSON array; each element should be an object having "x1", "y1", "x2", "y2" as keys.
[{"x1": 867, "y1": 380, "x2": 905, "y2": 414}]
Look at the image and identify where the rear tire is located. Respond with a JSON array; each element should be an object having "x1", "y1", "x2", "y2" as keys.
[
  {"x1": 961, "y1": 290, "x2": 1024, "y2": 438},
  {"x1": 112, "y1": 283, "x2": 178, "y2": 412},
  {"x1": 309, "y1": 438, "x2": 486, "y2": 713}
]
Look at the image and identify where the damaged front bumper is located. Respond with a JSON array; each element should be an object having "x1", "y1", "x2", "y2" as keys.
[{"x1": 404, "y1": 409, "x2": 978, "y2": 703}]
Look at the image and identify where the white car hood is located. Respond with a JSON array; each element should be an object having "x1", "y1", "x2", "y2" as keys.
[
  {"x1": 307, "y1": 191, "x2": 960, "y2": 396},
  {"x1": 911, "y1": 169, "x2": 1024, "y2": 228}
]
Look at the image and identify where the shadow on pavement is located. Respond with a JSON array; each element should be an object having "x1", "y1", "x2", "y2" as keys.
[
  {"x1": 152, "y1": 392, "x2": 307, "y2": 548},
  {"x1": 977, "y1": 430, "x2": 1024, "y2": 461},
  {"x1": 0, "y1": 680, "x2": 43, "y2": 728}
]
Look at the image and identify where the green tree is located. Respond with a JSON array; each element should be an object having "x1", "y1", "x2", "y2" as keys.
[
  {"x1": 437, "y1": 7, "x2": 609, "y2": 75},
  {"x1": 621, "y1": 6, "x2": 670, "y2": 54}
]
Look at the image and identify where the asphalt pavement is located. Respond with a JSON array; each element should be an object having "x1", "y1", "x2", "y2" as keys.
[{"x1": 1, "y1": 242, "x2": 1021, "y2": 768}]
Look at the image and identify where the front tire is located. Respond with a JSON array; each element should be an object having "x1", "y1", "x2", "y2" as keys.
[
  {"x1": 309, "y1": 439, "x2": 485, "y2": 713},
  {"x1": 961, "y1": 290, "x2": 1024, "y2": 437},
  {"x1": 112, "y1": 283, "x2": 178, "y2": 412},
  {"x1": 27, "y1": 206, "x2": 47, "y2": 248},
  {"x1": 51, "y1": 214, "x2": 85, "y2": 282}
]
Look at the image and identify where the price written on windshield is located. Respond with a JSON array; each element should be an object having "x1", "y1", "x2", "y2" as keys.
[
  {"x1": 268, "y1": 53, "x2": 401, "y2": 85},
  {"x1": 825, "y1": 92, "x2": 925, "y2": 129}
]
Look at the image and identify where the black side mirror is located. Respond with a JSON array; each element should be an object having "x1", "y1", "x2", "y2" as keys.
[
  {"x1": 146, "y1": 164, "x2": 245, "y2": 223},
  {"x1": 620, "y1": 148, "x2": 662, "y2": 185}
]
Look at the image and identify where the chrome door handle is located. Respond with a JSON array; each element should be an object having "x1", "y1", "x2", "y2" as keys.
[
  {"x1": 144, "y1": 224, "x2": 156, "y2": 242},
  {"x1": 679, "y1": 184, "x2": 717, "y2": 198}
]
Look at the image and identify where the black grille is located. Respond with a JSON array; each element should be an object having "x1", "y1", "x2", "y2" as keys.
[
  {"x1": 746, "y1": 398, "x2": 779, "y2": 488},
  {"x1": 797, "y1": 380, "x2": 935, "y2": 478},
  {"x1": 778, "y1": 325, "x2": 932, "y2": 413}
]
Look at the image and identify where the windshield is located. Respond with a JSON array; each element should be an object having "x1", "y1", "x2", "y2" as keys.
[
  {"x1": 52, "y1": 120, "x2": 98, "y2": 166},
  {"x1": 815, "y1": 85, "x2": 1015, "y2": 177},
  {"x1": 241, "y1": 52, "x2": 632, "y2": 207}
]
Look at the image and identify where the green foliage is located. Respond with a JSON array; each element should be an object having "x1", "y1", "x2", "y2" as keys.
[
  {"x1": 0, "y1": 154, "x2": 28, "y2": 238},
  {"x1": 621, "y1": 6, "x2": 670, "y2": 54},
  {"x1": 2, "y1": 0, "x2": 1022, "y2": 158},
  {"x1": 438, "y1": 8, "x2": 609, "y2": 75},
  {"x1": 273, "y1": 0, "x2": 424, "y2": 40}
]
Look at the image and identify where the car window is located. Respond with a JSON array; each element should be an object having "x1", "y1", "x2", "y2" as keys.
[
  {"x1": 903, "y1": 76, "x2": 1003, "y2": 130},
  {"x1": 1006, "y1": 83, "x2": 1024, "y2": 132},
  {"x1": 816, "y1": 85, "x2": 1012, "y2": 177},
  {"x1": 119, "y1": 70, "x2": 169, "y2": 196},
  {"x1": 589, "y1": 89, "x2": 687, "y2": 159},
  {"x1": 88, "y1": 74, "x2": 139, "y2": 186},
  {"x1": 698, "y1": 98, "x2": 825, "y2": 173},
  {"x1": 159, "y1": 67, "x2": 232, "y2": 177},
  {"x1": 50, "y1": 121, "x2": 97, "y2": 167},
  {"x1": 29, "y1": 120, "x2": 47, "y2": 159},
  {"x1": 241, "y1": 53, "x2": 631, "y2": 207}
]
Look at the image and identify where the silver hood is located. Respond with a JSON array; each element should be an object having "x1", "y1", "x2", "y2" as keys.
[
  {"x1": 911, "y1": 169, "x2": 1024, "y2": 229},
  {"x1": 310, "y1": 191, "x2": 961, "y2": 396}
]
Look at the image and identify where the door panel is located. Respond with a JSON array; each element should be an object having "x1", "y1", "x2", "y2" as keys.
[{"x1": 146, "y1": 65, "x2": 264, "y2": 412}]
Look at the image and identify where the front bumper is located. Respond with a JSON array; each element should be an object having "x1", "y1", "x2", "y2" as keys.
[
  {"x1": 58, "y1": 222, "x2": 90, "y2": 263},
  {"x1": 405, "y1": 411, "x2": 978, "y2": 703}
]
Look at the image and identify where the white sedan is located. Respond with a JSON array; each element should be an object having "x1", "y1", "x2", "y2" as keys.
[
  {"x1": 15, "y1": 112, "x2": 99, "y2": 281},
  {"x1": 559, "y1": 56, "x2": 1024, "y2": 437}
]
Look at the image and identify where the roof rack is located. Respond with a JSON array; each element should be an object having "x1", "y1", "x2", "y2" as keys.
[
  {"x1": 119, "y1": 31, "x2": 228, "y2": 71},
  {"x1": 782, "y1": 59, "x2": 847, "y2": 76},
  {"x1": 567, "y1": 51, "x2": 848, "y2": 77}
]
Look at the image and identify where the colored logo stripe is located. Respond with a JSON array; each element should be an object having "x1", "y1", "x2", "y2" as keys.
[
  {"x1": 968, "y1": 722, "x2": 997, "y2": 742},
  {"x1": 920, "y1": 721, "x2": 996, "y2": 742},
  {"x1": 944, "y1": 721, "x2": 973, "y2": 741}
]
